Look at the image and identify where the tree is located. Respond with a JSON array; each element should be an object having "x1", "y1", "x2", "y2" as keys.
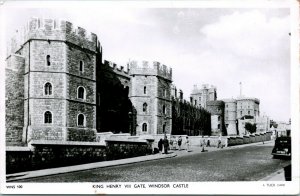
[{"x1": 245, "y1": 122, "x2": 256, "y2": 134}]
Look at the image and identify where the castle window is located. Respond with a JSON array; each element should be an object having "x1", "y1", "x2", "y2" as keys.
[
  {"x1": 143, "y1": 103, "x2": 148, "y2": 112},
  {"x1": 44, "y1": 111, "x2": 52, "y2": 124},
  {"x1": 163, "y1": 123, "x2": 166, "y2": 133},
  {"x1": 77, "y1": 86, "x2": 86, "y2": 100},
  {"x1": 163, "y1": 105, "x2": 166, "y2": 114},
  {"x1": 46, "y1": 55, "x2": 51, "y2": 66},
  {"x1": 144, "y1": 86, "x2": 146, "y2": 94},
  {"x1": 217, "y1": 124, "x2": 220, "y2": 130},
  {"x1": 163, "y1": 89, "x2": 166, "y2": 97},
  {"x1": 218, "y1": 116, "x2": 221, "y2": 121},
  {"x1": 248, "y1": 111, "x2": 250, "y2": 115},
  {"x1": 240, "y1": 111, "x2": 242, "y2": 116},
  {"x1": 77, "y1": 114, "x2": 85, "y2": 126},
  {"x1": 79, "y1": 61, "x2": 84, "y2": 73},
  {"x1": 142, "y1": 123, "x2": 147, "y2": 132},
  {"x1": 44, "y1": 82, "x2": 52, "y2": 95},
  {"x1": 194, "y1": 100, "x2": 197, "y2": 106}
]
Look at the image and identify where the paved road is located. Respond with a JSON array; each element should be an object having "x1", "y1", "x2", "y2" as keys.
[{"x1": 17, "y1": 144, "x2": 290, "y2": 182}]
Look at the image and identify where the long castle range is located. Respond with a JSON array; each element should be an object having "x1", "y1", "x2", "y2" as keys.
[{"x1": 6, "y1": 18, "x2": 273, "y2": 146}]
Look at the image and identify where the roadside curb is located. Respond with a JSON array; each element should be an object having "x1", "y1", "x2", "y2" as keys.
[
  {"x1": 6, "y1": 153, "x2": 177, "y2": 182},
  {"x1": 259, "y1": 169, "x2": 285, "y2": 181}
]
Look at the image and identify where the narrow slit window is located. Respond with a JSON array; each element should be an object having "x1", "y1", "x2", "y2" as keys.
[
  {"x1": 78, "y1": 114, "x2": 85, "y2": 126},
  {"x1": 144, "y1": 86, "x2": 146, "y2": 94},
  {"x1": 142, "y1": 123, "x2": 147, "y2": 132},
  {"x1": 143, "y1": 103, "x2": 147, "y2": 112},
  {"x1": 79, "y1": 61, "x2": 84, "y2": 72},
  {"x1": 44, "y1": 111, "x2": 52, "y2": 124},
  {"x1": 46, "y1": 55, "x2": 51, "y2": 66},
  {"x1": 78, "y1": 87, "x2": 85, "y2": 99},
  {"x1": 44, "y1": 82, "x2": 52, "y2": 95}
]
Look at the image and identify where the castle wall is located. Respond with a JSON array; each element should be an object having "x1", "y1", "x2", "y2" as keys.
[
  {"x1": 129, "y1": 61, "x2": 172, "y2": 135},
  {"x1": 206, "y1": 101, "x2": 226, "y2": 136},
  {"x1": 66, "y1": 45, "x2": 96, "y2": 80},
  {"x1": 236, "y1": 98, "x2": 260, "y2": 119},
  {"x1": 130, "y1": 75, "x2": 157, "y2": 135},
  {"x1": 5, "y1": 55, "x2": 25, "y2": 145},
  {"x1": 223, "y1": 99, "x2": 238, "y2": 135}
]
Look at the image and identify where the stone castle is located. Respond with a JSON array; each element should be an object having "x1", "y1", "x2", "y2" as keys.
[
  {"x1": 6, "y1": 18, "x2": 263, "y2": 146},
  {"x1": 5, "y1": 18, "x2": 174, "y2": 145}
]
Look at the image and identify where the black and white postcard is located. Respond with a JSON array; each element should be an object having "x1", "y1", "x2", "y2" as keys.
[{"x1": 0, "y1": 0, "x2": 299, "y2": 195}]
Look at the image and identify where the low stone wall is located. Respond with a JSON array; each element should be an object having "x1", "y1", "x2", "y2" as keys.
[
  {"x1": 6, "y1": 139, "x2": 153, "y2": 174},
  {"x1": 6, "y1": 147, "x2": 32, "y2": 174},
  {"x1": 227, "y1": 132, "x2": 272, "y2": 146},
  {"x1": 105, "y1": 139, "x2": 152, "y2": 160}
]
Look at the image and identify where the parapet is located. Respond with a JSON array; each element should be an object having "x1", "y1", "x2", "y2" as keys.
[
  {"x1": 8, "y1": 18, "x2": 100, "y2": 55},
  {"x1": 236, "y1": 97, "x2": 260, "y2": 104},
  {"x1": 191, "y1": 84, "x2": 216, "y2": 94},
  {"x1": 207, "y1": 100, "x2": 225, "y2": 107},
  {"x1": 129, "y1": 60, "x2": 172, "y2": 81},
  {"x1": 222, "y1": 98, "x2": 237, "y2": 103},
  {"x1": 103, "y1": 60, "x2": 130, "y2": 77}
]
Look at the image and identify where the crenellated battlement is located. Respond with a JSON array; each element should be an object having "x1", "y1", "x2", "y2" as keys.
[
  {"x1": 129, "y1": 60, "x2": 172, "y2": 81},
  {"x1": 191, "y1": 84, "x2": 216, "y2": 94},
  {"x1": 103, "y1": 60, "x2": 130, "y2": 77},
  {"x1": 8, "y1": 18, "x2": 100, "y2": 55}
]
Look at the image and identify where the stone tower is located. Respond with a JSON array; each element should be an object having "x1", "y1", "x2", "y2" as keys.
[
  {"x1": 6, "y1": 18, "x2": 101, "y2": 144},
  {"x1": 206, "y1": 100, "x2": 226, "y2": 136},
  {"x1": 190, "y1": 84, "x2": 217, "y2": 109},
  {"x1": 129, "y1": 61, "x2": 172, "y2": 135},
  {"x1": 223, "y1": 99, "x2": 238, "y2": 135}
]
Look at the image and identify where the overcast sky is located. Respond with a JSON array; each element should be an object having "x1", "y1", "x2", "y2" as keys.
[{"x1": 2, "y1": 2, "x2": 291, "y2": 122}]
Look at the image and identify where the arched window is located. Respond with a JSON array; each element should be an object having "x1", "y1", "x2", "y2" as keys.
[
  {"x1": 144, "y1": 86, "x2": 146, "y2": 94},
  {"x1": 163, "y1": 105, "x2": 166, "y2": 114},
  {"x1": 143, "y1": 103, "x2": 147, "y2": 112},
  {"x1": 77, "y1": 114, "x2": 85, "y2": 126},
  {"x1": 163, "y1": 123, "x2": 166, "y2": 133},
  {"x1": 44, "y1": 111, "x2": 52, "y2": 124},
  {"x1": 46, "y1": 55, "x2": 51, "y2": 66},
  {"x1": 77, "y1": 86, "x2": 85, "y2": 99},
  {"x1": 44, "y1": 82, "x2": 52, "y2": 95},
  {"x1": 142, "y1": 123, "x2": 147, "y2": 132},
  {"x1": 79, "y1": 61, "x2": 84, "y2": 72}
]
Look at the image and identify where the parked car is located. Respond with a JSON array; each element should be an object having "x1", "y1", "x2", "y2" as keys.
[{"x1": 272, "y1": 136, "x2": 291, "y2": 159}]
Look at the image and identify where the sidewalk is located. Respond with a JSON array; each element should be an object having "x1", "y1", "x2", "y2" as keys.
[
  {"x1": 260, "y1": 169, "x2": 285, "y2": 181},
  {"x1": 6, "y1": 140, "x2": 274, "y2": 182},
  {"x1": 6, "y1": 152, "x2": 176, "y2": 182}
]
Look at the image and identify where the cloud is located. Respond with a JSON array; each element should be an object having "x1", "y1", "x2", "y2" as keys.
[{"x1": 200, "y1": 10, "x2": 290, "y2": 61}]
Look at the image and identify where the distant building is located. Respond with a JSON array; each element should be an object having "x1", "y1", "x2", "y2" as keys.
[
  {"x1": 190, "y1": 84, "x2": 217, "y2": 109},
  {"x1": 236, "y1": 97, "x2": 260, "y2": 119},
  {"x1": 275, "y1": 121, "x2": 291, "y2": 137},
  {"x1": 206, "y1": 100, "x2": 226, "y2": 136},
  {"x1": 256, "y1": 115, "x2": 270, "y2": 133}
]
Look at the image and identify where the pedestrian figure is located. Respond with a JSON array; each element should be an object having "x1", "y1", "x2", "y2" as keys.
[
  {"x1": 201, "y1": 136, "x2": 205, "y2": 152},
  {"x1": 169, "y1": 136, "x2": 174, "y2": 150},
  {"x1": 172, "y1": 136, "x2": 177, "y2": 150},
  {"x1": 186, "y1": 136, "x2": 190, "y2": 152},
  {"x1": 217, "y1": 135, "x2": 222, "y2": 148},
  {"x1": 163, "y1": 136, "x2": 169, "y2": 154},
  {"x1": 206, "y1": 137, "x2": 211, "y2": 147},
  {"x1": 158, "y1": 138, "x2": 163, "y2": 153},
  {"x1": 178, "y1": 136, "x2": 182, "y2": 151}
]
